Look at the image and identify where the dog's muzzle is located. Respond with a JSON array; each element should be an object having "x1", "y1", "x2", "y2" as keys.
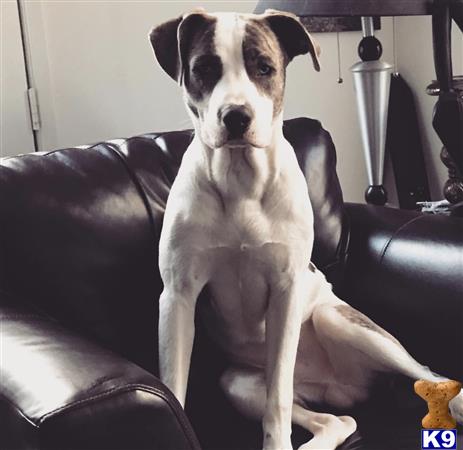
[{"x1": 220, "y1": 105, "x2": 252, "y2": 140}]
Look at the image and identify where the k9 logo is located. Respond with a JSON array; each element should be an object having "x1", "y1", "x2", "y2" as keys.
[{"x1": 421, "y1": 429, "x2": 457, "y2": 449}]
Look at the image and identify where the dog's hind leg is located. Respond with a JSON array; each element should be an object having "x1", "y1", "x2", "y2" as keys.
[
  {"x1": 312, "y1": 300, "x2": 463, "y2": 425},
  {"x1": 312, "y1": 302, "x2": 446, "y2": 383},
  {"x1": 449, "y1": 391, "x2": 463, "y2": 425},
  {"x1": 220, "y1": 367, "x2": 357, "y2": 450}
]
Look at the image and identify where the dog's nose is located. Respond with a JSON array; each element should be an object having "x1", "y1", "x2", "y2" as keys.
[{"x1": 222, "y1": 106, "x2": 251, "y2": 138}]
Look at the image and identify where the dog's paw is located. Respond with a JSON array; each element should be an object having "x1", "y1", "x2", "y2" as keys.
[
  {"x1": 449, "y1": 391, "x2": 463, "y2": 425},
  {"x1": 297, "y1": 415, "x2": 357, "y2": 450}
]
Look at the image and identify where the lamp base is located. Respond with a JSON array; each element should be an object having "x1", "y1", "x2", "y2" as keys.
[{"x1": 365, "y1": 185, "x2": 388, "y2": 205}]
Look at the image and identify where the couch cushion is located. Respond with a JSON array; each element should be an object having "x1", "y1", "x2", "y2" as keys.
[
  {"x1": 0, "y1": 117, "x2": 346, "y2": 373},
  {"x1": 0, "y1": 292, "x2": 200, "y2": 450},
  {"x1": 0, "y1": 144, "x2": 160, "y2": 372}
]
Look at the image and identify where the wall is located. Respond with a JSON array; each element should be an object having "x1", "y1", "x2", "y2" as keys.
[
  {"x1": 284, "y1": 17, "x2": 393, "y2": 204},
  {"x1": 1, "y1": 0, "x2": 35, "y2": 156},
  {"x1": 21, "y1": 0, "x2": 463, "y2": 203}
]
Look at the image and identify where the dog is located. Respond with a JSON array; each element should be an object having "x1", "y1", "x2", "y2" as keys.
[{"x1": 149, "y1": 9, "x2": 463, "y2": 450}]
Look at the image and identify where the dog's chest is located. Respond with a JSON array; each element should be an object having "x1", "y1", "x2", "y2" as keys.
[
  {"x1": 206, "y1": 192, "x2": 313, "y2": 271},
  {"x1": 200, "y1": 199, "x2": 313, "y2": 361},
  {"x1": 202, "y1": 243, "x2": 279, "y2": 363},
  {"x1": 163, "y1": 143, "x2": 315, "y2": 361}
]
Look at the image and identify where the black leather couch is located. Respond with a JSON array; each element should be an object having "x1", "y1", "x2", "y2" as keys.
[{"x1": 1, "y1": 118, "x2": 462, "y2": 450}]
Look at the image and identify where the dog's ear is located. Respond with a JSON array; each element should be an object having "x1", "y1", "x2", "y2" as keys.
[
  {"x1": 149, "y1": 11, "x2": 210, "y2": 83},
  {"x1": 149, "y1": 16, "x2": 183, "y2": 82},
  {"x1": 263, "y1": 9, "x2": 320, "y2": 71}
]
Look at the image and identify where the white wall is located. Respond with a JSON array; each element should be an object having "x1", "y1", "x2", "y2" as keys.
[
  {"x1": 21, "y1": 0, "x2": 463, "y2": 203},
  {"x1": 284, "y1": 18, "x2": 394, "y2": 204},
  {"x1": 1, "y1": 0, "x2": 35, "y2": 157}
]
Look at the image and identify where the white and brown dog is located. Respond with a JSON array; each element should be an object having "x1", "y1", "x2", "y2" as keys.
[{"x1": 150, "y1": 10, "x2": 462, "y2": 450}]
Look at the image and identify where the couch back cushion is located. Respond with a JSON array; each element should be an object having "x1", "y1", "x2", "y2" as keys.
[{"x1": 0, "y1": 118, "x2": 345, "y2": 372}]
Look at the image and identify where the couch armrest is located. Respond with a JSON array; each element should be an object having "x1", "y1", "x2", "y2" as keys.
[
  {"x1": 0, "y1": 293, "x2": 200, "y2": 450},
  {"x1": 343, "y1": 203, "x2": 463, "y2": 380}
]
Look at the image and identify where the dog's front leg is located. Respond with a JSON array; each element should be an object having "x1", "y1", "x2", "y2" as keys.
[
  {"x1": 158, "y1": 257, "x2": 206, "y2": 408},
  {"x1": 159, "y1": 288, "x2": 196, "y2": 407},
  {"x1": 263, "y1": 279, "x2": 302, "y2": 450}
]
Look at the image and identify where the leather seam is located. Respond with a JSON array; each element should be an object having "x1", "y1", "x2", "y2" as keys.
[
  {"x1": 0, "y1": 392, "x2": 39, "y2": 428},
  {"x1": 0, "y1": 378, "x2": 197, "y2": 448},
  {"x1": 104, "y1": 142, "x2": 158, "y2": 251},
  {"x1": 378, "y1": 214, "x2": 424, "y2": 265},
  {"x1": 37, "y1": 384, "x2": 159, "y2": 422},
  {"x1": 43, "y1": 141, "x2": 108, "y2": 156},
  {"x1": 333, "y1": 208, "x2": 351, "y2": 267},
  {"x1": 139, "y1": 129, "x2": 194, "y2": 142},
  {"x1": 39, "y1": 384, "x2": 200, "y2": 449},
  {"x1": 320, "y1": 259, "x2": 341, "y2": 270},
  {"x1": 144, "y1": 386, "x2": 200, "y2": 449},
  {"x1": 342, "y1": 208, "x2": 352, "y2": 261}
]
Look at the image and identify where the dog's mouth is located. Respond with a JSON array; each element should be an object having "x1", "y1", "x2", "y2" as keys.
[
  {"x1": 225, "y1": 138, "x2": 249, "y2": 148},
  {"x1": 201, "y1": 129, "x2": 267, "y2": 150},
  {"x1": 217, "y1": 137, "x2": 266, "y2": 150}
]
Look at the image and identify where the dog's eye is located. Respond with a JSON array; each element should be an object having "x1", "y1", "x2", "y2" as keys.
[
  {"x1": 191, "y1": 55, "x2": 222, "y2": 81},
  {"x1": 257, "y1": 62, "x2": 273, "y2": 76},
  {"x1": 194, "y1": 64, "x2": 211, "y2": 75},
  {"x1": 193, "y1": 63, "x2": 216, "y2": 78}
]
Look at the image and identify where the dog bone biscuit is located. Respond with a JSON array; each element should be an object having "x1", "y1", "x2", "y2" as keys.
[{"x1": 414, "y1": 379, "x2": 462, "y2": 429}]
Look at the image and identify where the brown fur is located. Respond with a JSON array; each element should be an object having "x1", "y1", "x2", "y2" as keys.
[
  {"x1": 243, "y1": 20, "x2": 287, "y2": 117},
  {"x1": 335, "y1": 304, "x2": 402, "y2": 346}
]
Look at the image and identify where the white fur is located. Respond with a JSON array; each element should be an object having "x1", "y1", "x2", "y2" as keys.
[
  {"x1": 158, "y1": 12, "x2": 462, "y2": 450},
  {"x1": 184, "y1": 13, "x2": 274, "y2": 150}
]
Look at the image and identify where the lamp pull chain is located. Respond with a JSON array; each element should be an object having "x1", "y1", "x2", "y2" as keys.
[
  {"x1": 392, "y1": 17, "x2": 399, "y2": 76},
  {"x1": 336, "y1": 31, "x2": 343, "y2": 83}
]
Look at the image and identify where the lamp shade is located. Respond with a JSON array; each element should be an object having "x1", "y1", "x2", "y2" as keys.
[{"x1": 254, "y1": 0, "x2": 435, "y2": 16}]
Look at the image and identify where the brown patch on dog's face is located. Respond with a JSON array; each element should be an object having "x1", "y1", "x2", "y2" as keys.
[
  {"x1": 182, "y1": 16, "x2": 221, "y2": 107},
  {"x1": 150, "y1": 11, "x2": 320, "y2": 150},
  {"x1": 150, "y1": 12, "x2": 220, "y2": 109},
  {"x1": 243, "y1": 19, "x2": 287, "y2": 118}
]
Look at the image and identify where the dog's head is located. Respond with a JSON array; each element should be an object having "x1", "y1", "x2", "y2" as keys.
[{"x1": 150, "y1": 10, "x2": 320, "y2": 149}]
